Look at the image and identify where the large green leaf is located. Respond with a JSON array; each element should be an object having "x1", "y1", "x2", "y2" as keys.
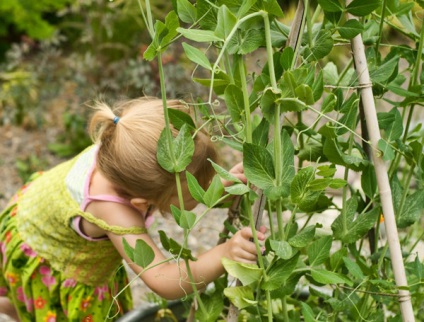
[
  {"x1": 195, "y1": 293, "x2": 224, "y2": 322},
  {"x1": 291, "y1": 166, "x2": 315, "y2": 204},
  {"x1": 158, "y1": 230, "x2": 197, "y2": 261},
  {"x1": 305, "y1": 30, "x2": 334, "y2": 62},
  {"x1": 215, "y1": 5, "x2": 237, "y2": 41},
  {"x1": 134, "y1": 239, "x2": 155, "y2": 269},
  {"x1": 182, "y1": 42, "x2": 211, "y2": 70},
  {"x1": 173, "y1": 124, "x2": 195, "y2": 172},
  {"x1": 317, "y1": 0, "x2": 344, "y2": 12},
  {"x1": 289, "y1": 225, "x2": 316, "y2": 248},
  {"x1": 186, "y1": 171, "x2": 205, "y2": 203},
  {"x1": 225, "y1": 84, "x2": 244, "y2": 122},
  {"x1": 261, "y1": 253, "x2": 300, "y2": 291},
  {"x1": 227, "y1": 29, "x2": 264, "y2": 55},
  {"x1": 168, "y1": 108, "x2": 196, "y2": 130},
  {"x1": 346, "y1": 0, "x2": 381, "y2": 16},
  {"x1": 144, "y1": 11, "x2": 180, "y2": 61},
  {"x1": 307, "y1": 236, "x2": 332, "y2": 267},
  {"x1": 177, "y1": 28, "x2": 223, "y2": 42},
  {"x1": 311, "y1": 268, "x2": 353, "y2": 286},
  {"x1": 222, "y1": 257, "x2": 263, "y2": 285},
  {"x1": 343, "y1": 257, "x2": 365, "y2": 280},
  {"x1": 338, "y1": 19, "x2": 364, "y2": 39},
  {"x1": 244, "y1": 143, "x2": 275, "y2": 190},
  {"x1": 203, "y1": 175, "x2": 225, "y2": 207},
  {"x1": 332, "y1": 202, "x2": 380, "y2": 244},
  {"x1": 269, "y1": 240, "x2": 293, "y2": 259},
  {"x1": 176, "y1": 0, "x2": 197, "y2": 24},
  {"x1": 224, "y1": 286, "x2": 256, "y2": 309},
  {"x1": 301, "y1": 302, "x2": 316, "y2": 322},
  {"x1": 399, "y1": 191, "x2": 424, "y2": 228}
]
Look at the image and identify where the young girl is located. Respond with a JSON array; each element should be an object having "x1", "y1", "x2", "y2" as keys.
[{"x1": 0, "y1": 97, "x2": 265, "y2": 321}]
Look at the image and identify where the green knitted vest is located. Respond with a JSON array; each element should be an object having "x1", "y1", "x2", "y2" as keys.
[{"x1": 16, "y1": 152, "x2": 146, "y2": 286}]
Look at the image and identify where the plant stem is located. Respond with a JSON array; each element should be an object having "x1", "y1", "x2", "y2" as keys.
[
  {"x1": 347, "y1": 2, "x2": 415, "y2": 319},
  {"x1": 184, "y1": 258, "x2": 207, "y2": 313},
  {"x1": 375, "y1": 0, "x2": 387, "y2": 55},
  {"x1": 237, "y1": 55, "x2": 252, "y2": 143}
]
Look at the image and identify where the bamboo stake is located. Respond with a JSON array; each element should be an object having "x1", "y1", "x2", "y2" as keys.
[{"x1": 346, "y1": 3, "x2": 415, "y2": 321}]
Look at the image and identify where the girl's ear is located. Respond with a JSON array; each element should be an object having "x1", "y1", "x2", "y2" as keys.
[{"x1": 130, "y1": 198, "x2": 149, "y2": 212}]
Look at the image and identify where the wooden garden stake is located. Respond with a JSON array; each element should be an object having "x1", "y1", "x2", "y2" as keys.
[{"x1": 347, "y1": 2, "x2": 415, "y2": 320}]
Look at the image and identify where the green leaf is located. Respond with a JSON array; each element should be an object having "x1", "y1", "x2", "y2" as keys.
[
  {"x1": 157, "y1": 128, "x2": 175, "y2": 172},
  {"x1": 171, "y1": 204, "x2": 182, "y2": 224},
  {"x1": 225, "y1": 183, "x2": 250, "y2": 195},
  {"x1": 186, "y1": 171, "x2": 205, "y2": 203},
  {"x1": 215, "y1": 5, "x2": 237, "y2": 41},
  {"x1": 195, "y1": 293, "x2": 224, "y2": 322},
  {"x1": 378, "y1": 139, "x2": 395, "y2": 161},
  {"x1": 270, "y1": 240, "x2": 293, "y2": 259},
  {"x1": 301, "y1": 302, "x2": 316, "y2": 322},
  {"x1": 224, "y1": 286, "x2": 256, "y2": 309},
  {"x1": 370, "y1": 56, "x2": 398, "y2": 83},
  {"x1": 168, "y1": 108, "x2": 196, "y2": 130},
  {"x1": 243, "y1": 143, "x2": 275, "y2": 190},
  {"x1": 209, "y1": 159, "x2": 242, "y2": 184},
  {"x1": 295, "y1": 84, "x2": 315, "y2": 105},
  {"x1": 281, "y1": 47, "x2": 295, "y2": 70},
  {"x1": 173, "y1": 124, "x2": 195, "y2": 172},
  {"x1": 378, "y1": 107, "x2": 403, "y2": 141},
  {"x1": 134, "y1": 239, "x2": 155, "y2": 269},
  {"x1": 333, "y1": 206, "x2": 380, "y2": 244},
  {"x1": 180, "y1": 210, "x2": 197, "y2": 229},
  {"x1": 280, "y1": 98, "x2": 308, "y2": 112},
  {"x1": 176, "y1": 0, "x2": 197, "y2": 24},
  {"x1": 306, "y1": 30, "x2": 334, "y2": 62},
  {"x1": 122, "y1": 238, "x2": 134, "y2": 261},
  {"x1": 321, "y1": 93, "x2": 337, "y2": 113},
  {"x1": 228, "y1": 29, "x2": 264, "y2": 55},
  {"x1": 222, "y1": 257, "x2": 263, "y2": 285},
  {"x1": 261, "y1": 253, "x2": 300, "y2": 291},
  {"x1": 317, "y1": 0, "x2": 344, "y2": 12},
  {"x1": 158, "y1": 230, "x2": 197, "y2": 261},
  {"x1": 238, "y1": 0, "x2": 257, "y2": 18},
  {"x1": 361, "y1": 165, "x2": 377, "y2": 198},
  {"x1": 252, "y1": 118, "x2": 270, "y2": 147},
  {"x1": 329, "y1": 178, "x2": 347, "y2": 189},
  {"x1": 396, "y1": 190, "x2": 424, "y2": 228},
  {"x1": 317, "y1": 164, "x2": 337, "y2": 177},
  {"x1": 291, "y1": 166, "x2": 315, "y2": 204},
  {"x1": 280, "y1": 130, "x2": 295, "y2": 195},
  {"x1": 177, "y1": 28, "x2": 223, "y2": 42},
  {"x1": 225, "y1": 84, "x2": 244, "y2": 122},
  {"x1": 203, "y1": 175, "x2": 224, "y2": 207},
  {"x1": 289, "y1": 225, "x2": 316, "y2": 248},
  {"x1": 182, "y1": 42, "x2": 211, "y2": 70},
  {"x1": 343, "y1": 257, "x2": 365, "y2": 280},
  {"x1": 312, "y1": 70, "x2": 324, "y2": 102},
  {"x1": 346, "y1": 0, "x2": 381, "y2": 16},
  {"x1": 311, "y1": 269, "x2": 353, "y2": 286},
  {"x1": 339, "y1": 19, "x2": 364, "y2": 39},
  {"x1": 259, "y1": 0, "x2": 285, "y2": 17},
  {"x1": 308, "y1": 236, "x2": 332, "y2": 266}
]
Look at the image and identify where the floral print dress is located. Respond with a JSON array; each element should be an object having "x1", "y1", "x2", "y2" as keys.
[{"x1": 0, "y1": 178, "x2": 133, "y2": 322}]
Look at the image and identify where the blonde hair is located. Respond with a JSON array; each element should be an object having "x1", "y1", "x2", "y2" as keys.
[{"x1": 89, "y1": 97, "x2": 217, "y2": 212}]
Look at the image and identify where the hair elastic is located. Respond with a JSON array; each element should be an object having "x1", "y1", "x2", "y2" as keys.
[{"x1": 113, "y1": 116, "x2": 120, "y2": 124}]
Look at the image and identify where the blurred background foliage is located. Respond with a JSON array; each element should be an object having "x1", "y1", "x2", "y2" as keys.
[{"x1": 0, "y1": 0, "x2": 193, "y2": 158}]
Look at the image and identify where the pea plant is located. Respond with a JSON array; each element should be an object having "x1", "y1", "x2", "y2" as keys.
[{"x1": 124, "y1": 0, "x2": 424, "y2": 321}]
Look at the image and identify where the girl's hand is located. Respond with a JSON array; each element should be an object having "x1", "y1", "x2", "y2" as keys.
[
  {"x1": 224, "y1": 226, "x2": 266, "y2": 264},
  {"x1": 222, "y1": 162, "x2": 247, "y2": 187}
]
